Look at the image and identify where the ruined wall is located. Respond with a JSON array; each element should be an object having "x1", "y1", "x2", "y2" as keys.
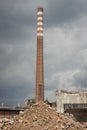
[{"x1": 56, "y1": 90, "x2": 87, "y2": 113}]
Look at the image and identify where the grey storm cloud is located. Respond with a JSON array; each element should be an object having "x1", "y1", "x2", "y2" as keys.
[
  {"x1": 0, "y1": 0, "x2": 87, "y2": 105},
  {"x1": 45, "y1": 0, "x2": 87, "y2": 27},
  {"x1": 72, "y1": 70, "x2": 87, "y2": 89},
  {"x1": 0, "y1": 1, "x2": 35, "y2": 43}
]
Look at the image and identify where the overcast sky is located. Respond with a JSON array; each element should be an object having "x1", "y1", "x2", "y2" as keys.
[{"x1": 0, "y1": 0, "x2": 87, "y2": 106}]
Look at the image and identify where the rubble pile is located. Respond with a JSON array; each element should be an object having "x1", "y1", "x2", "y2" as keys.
[
  {"x1": 81, "y1": 122, "x2": 87, "y2": 130},
  {"x1": 1, "y1": 102, "x2": 84, "y2": 130}
]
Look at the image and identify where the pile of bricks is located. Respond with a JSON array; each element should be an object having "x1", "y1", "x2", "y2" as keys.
[
  {"x1": 0, "y1": 118, "x2": 14, "y2": 130},
  {"x1": 0, "y1": 102, "x2": 85, "y2": 130}
]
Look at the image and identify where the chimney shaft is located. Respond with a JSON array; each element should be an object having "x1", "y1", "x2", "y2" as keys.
[{"x1": 36, "y1": 8, "x2": 44, "y2": 102}]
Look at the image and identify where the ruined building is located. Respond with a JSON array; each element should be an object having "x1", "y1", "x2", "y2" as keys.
[
  {"x1": 56, "y1": 90, "x2": 87, "y2": 113},
  {"x1": 56, "y1": 90, "x2": 87, "y2": 121}
]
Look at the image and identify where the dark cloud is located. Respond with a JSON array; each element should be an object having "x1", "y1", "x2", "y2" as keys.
[
  {"x1": 72, "y1": 70, "x2": 87, "y2": 89},
  {"x1": 45, "y1": 0, "x2": 87, "y2": 27},
  {"x1": 0, "y1": 0, "x2": 47, "y2": 45}
]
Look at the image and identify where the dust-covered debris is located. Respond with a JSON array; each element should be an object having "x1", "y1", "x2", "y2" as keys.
[{"x1": 0, "y1": 102, "x2": 85, "y2": 130}]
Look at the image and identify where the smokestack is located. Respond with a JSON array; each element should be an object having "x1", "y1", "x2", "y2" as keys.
[{"x1": 36, "y1": 8, "x2": 44, "y2": 102}]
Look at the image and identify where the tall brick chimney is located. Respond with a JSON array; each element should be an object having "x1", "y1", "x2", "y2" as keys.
[{"x1": 36, "y1": 8, "x2": 44, "y2": 102}]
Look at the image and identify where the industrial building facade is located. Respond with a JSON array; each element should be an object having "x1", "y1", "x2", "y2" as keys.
[
  {"x1": 56, "y1": 90, "x2": 87, "y2": 113},
  {"x1": 0, "y1": 107, "x2": 24, "y2": 118}
]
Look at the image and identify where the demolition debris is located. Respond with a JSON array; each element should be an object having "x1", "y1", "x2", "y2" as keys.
[{"x1": 0, "y1": 102, "x2": 85, "y2": 130}]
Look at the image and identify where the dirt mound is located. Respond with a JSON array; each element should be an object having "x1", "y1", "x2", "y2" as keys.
[{"x1": 4, "y1": 102, "x2": 83, "y2": 130}]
